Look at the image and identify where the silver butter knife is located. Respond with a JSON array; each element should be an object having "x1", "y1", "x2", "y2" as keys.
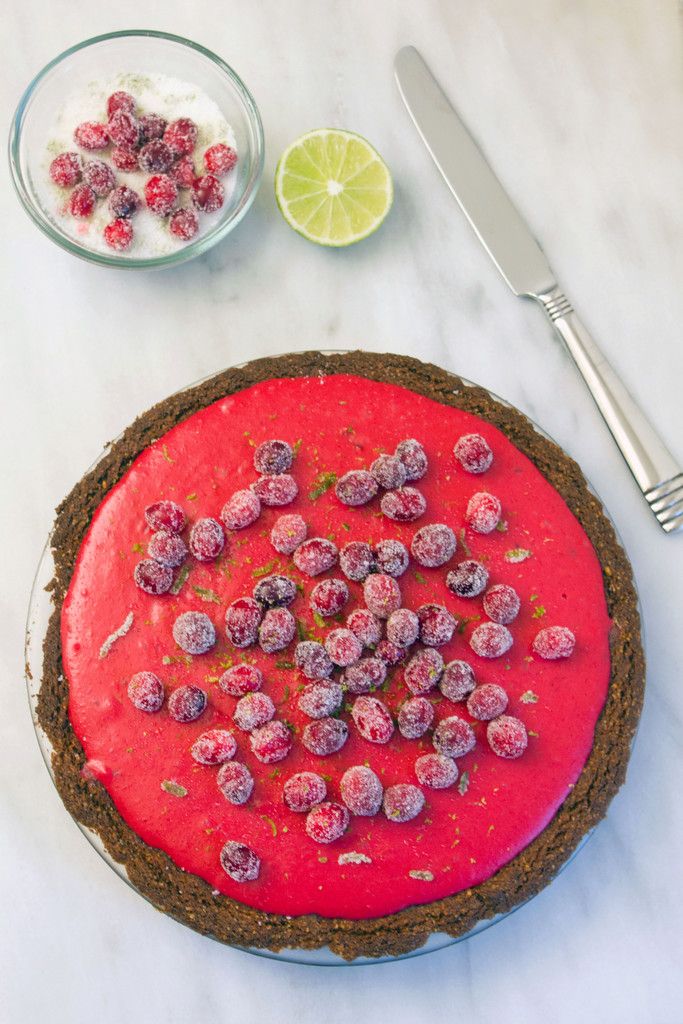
[{"x1": 395, "y1": 45, "x2": 682, "y2": 533}]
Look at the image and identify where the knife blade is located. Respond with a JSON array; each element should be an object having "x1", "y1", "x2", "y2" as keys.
[{"x1": 394, "y1": 45, "x2": 683, "y2": 533}]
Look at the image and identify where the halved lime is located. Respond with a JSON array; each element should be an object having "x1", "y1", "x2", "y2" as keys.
[{"x1": 275, "y1": 129, "x2": 393, "y2": 247}]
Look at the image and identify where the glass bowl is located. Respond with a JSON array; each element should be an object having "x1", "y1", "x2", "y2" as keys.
[
  {"x1": 24, "y1": 352, "x2": 634, "y2": 965},
  {"x1": 9, "y1": 30, "x2": 264, "y2": 269}
]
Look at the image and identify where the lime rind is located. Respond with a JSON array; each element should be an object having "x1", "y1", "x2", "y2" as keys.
[{"x1": 275, "y1": 128, "x2": 393, "y2": 247}]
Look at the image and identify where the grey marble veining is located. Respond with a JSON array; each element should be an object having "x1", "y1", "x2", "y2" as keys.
[{"x1": 1, "y1": 1, "x2": 682, "y2": 1022}]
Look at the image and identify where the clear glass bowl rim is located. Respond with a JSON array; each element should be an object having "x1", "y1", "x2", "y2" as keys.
[{"x1": 8, "y1": 29, "x2": 265, "y2": 270}]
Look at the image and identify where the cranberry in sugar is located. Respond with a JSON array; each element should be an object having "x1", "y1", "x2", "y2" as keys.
[
  {"x1": 164, "y1": 117, "x2": 198, "y2": 156},
  {"x1": 49, "y1": 152, "x2": 82, "y2": 187},
  {"x1": 233, "y1": 692, "x2": 275, "y2": 732},
  {"x1": 325, "y1": 628, "x2": 362, "y2": 667},
  {"x1": 383, "y1": 784, "x2": 425, "y2": 823},
  {"x1": 139, "y1": 112, "x2": 167, "y2": 142},
  {"x1": 204, "y1": 142, "x2": 238, "y2": 176},
  {"x1": 398, "y1": 696, "x2": 434, "y2": 739},
  {"x1": 191, "y1": 729, "x2": 237, "y2": 765},
  {"x1": 283, "y1": 772, "x2": 327, "y2": 812},
  {"x1": 109, "y1": 185, "x2": 140, "y2": 218},
  {"x1": 68, "y1": 184, "x2": 95, "y2": 218},
  {"x1": 74, "y1": 122, "x2": 109, "y2": 150},
  {"x1": 172, "y1": 611, "x2": 216, "y2": 655},
  {"x1": 298, "y1": 681, "x2": 343, "y2": 719},
  {"x1": 221, "y1": 488, "x2": 261, "y2": 531},
  {"x1": 483, "y1": 584, "x2": 520, "y2": 625},
  {"x1": 351, "y1": 695, "x2": 394, "y2": 744},
  {"x1": 302, "y1": 717, "x2": 349, "y2": 756},
  {"x1": 219, "y1": 663, "x2": 262, "y2": 697},
  {"x1": 467, "y1": 683, "x2": 508, "y2": 721},
  {"x1": 305, "y1": 802, "x2": 349, "y2": 844},
  {"x1": 111, "y1": 147, "x2": 139, "y2": 171},
  {"x1": 220, "y1": 840, "x2": 260, "y2": 882},
  {"x1": 138, "y1": 139, "x2": 174, "y2": 173},
  {"x1": 487, "y1": 715, "x2": 528, "y2": 758},
  {"x1": 252, "y1": 473, "x2": 298, "y2": 507},
  {"x1": 363, "y1": 573, "x2": 401, "y2": 618},
  {"x1": 375, "y1": 639, "x2": 406, "y2": 666},
  {"x1": 145, "y1": 174, "x2": 178, "y2": 216},
  {"x1": 466, "y1": 492, "x2": 502, "y2": 534},
  {"x1": 533, "y1": 626, "x2": 576, "y2": 660},
  {"x1": 217, "y1": 762, "x2": 254, "y2": 805},
  {"x1": 271, "y1": 513, "x2": 307, "y2": 555},
  {"x1": 404, "y1": 648, "x2": 444, "y2": 695},
  {"x1": 253, "y1": 574, "x2": 297, "y2": 608},
  {"x1": 469, "y1": 622, "x2": 513, "y2": 659},
  {"x1": 310, "y1": 578, "x2": 349, "y2": 617},
  {"x1": 106, "y1": 91, "x2": 135, "y2": 117},
  {"x1": 189, "y1": 517, "x2": 224, "y2": 561},
  {"x1": 432, "y1": 716, "x2": 476, "y2": 758},
  {"x1": 133, "y1": 558, "x2": 173, "y2": 595},
  {"x1": 341, "y1": 657, "x2": 386, "y2": 694},
  {"x1": 395, "y1": 438, "x2": 428, "y2": 481},
  {"x1": 411, "y1": 523, "x2": 457, "y2": 568},
  {"x1": 417, "y1": 604, "x2": 457, "y2": 647},
  {"x1": 386, "y1": 608, "x2": 419, "y2": 647},
  {"x1": 104, "y1": 219, "x2": 134, "y2": 251},
  {"x1": 253, "y1": 439, "x2": 293, "y2": 475},
  {"x1": 339, "y1": 541, "x2": 375, "y2": 582},
  {"x1": 170, "y1": 154, "x2": 196, "y2": 189},
  {"x1": 294, "y1": 640, "x2": 333, "y2": 680},
  {"x1": 381, "y1": 487, "x2": 426, "y2": 523},
  {"x1": 293, "y1": 537, "x2": 338, "y2": 576},
  {"x1": 258, "y1": 607, "x2": 296, "y2": 653},
  {"x1": 374, "y1": 538, "x2": 409, "y2": 578},
  {"x1": 145, "y1": 500, "x2": 186, "y2": 534},
  {"x1": 335, "y1": 470, "x2": 378, "y2": 507},
  {"x1": 446, "y1": 559, "x2": 489, "y2": 598},
  {"x1": 340, "y1": 765, "x2": 383, "y2": 816},
  {"x1": 346, "y1": 608, "x2": 382, "y2": 647},
  {"x1": 127, "y1": 671, "x2": 164, "y2": 712},
  {"x1": 83, "y1": 159, "x2": 115, "y2": 196},
  {"x1": 192, "y1": 173, "x2": 224, "y2": 213},
  {"x1": 415, "y1": 753, "x2": 458, "y2": 789},
  {"x1": 107, "y1": 109, "x2": 140, "y2": 149},
  {"x1": 453, "y1": 433, "x2": 493, "y2": 474},
  {"x1": 370, "y1": 453, "x2": 406, "y2": 490},
  {"x1": 439, "y1": 660, "x2": 476, "y2": 702},
  {"x1": 148, "y1": 530, "x2": 187, "y2": 567},
  {"x1": 250, "y1": 720, "x2": 292, "y2": 763},
  {"x1": 168, "y1": 684, "x2": 207, "y2": 723}
]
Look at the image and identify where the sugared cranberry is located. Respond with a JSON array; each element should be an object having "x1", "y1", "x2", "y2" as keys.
[
  {"x1": 145, "y1": 173, "x2": 178, "y2": 216},
  {"x1": 109, "y1": 184, "x2": 140, "y2": 218},
  {"x1": 466, "y1": 492, "x2": 502, "y2": 534},
  {"x1": 225, "y1": 597, "x2": 263, "y2": 647},
  {"x1": 433, "y1": 716, "x2": 476, "y2": 758},
  {"x1": 341, "y1": 657, "x2": 386, "y2": 694},
  {"x1": 191, "y1": 729, "x2": 237, "y2": 765},
  {"x1": 259, "y1": 607, "x2": 296, "y2": 653},
  {"x1": 338, "y1": 541, "x2": 374, "y2": 582},
  {"x1": 325, "y1": 628, "x2": 363, "y2": 667},
  {"x1": 192, "y1": 173, "x2": 224, "y2": 212},
  {"x1": 107, "y1": 91, "x2": 135, "y2": 117},
  {"x1": 363, "y1": 573, "x2": 401, "y2": 618},
  {"x1": 306, "y1": 802, "x2": 349, "y2": 844},
  {"x1": 383, "y1": 784, "x2": 425, "y2": 823},
  {"x1": 138, "y1": 139, "x2": 174, "y2": 173},
  {"x1": 446, "y1": 559, "x2": 489, "y2": 598},
  {"x1": 398, "y1": 696, "x2": 434, "y2": 739},
  {"x1": 172, "y1": 611, "x2": 216, "y2": 655},
  {"x1": 284, "y1": 772, "x2": 327, "y2": 812},
  {"x1": 310, "y1": 578, "x2": 349, "y2": 617},
  {"x1": 302, "y1": 717, "x2": 348, "y2": 756},
  {"x1": 49, "y1": 152, "x2": 82, "y2": 187},
  {"x1": 346, "y1": 608, "x2": 382, "y2": 648},
  {"x1": 104, "y1": 218, "x2": 134, "y2": 251},
  {"x1": 69, "y1": 184, "x2": 96, "y2": 218},
  {"x1": 107, "y1": 109, "x2": 140, "y2": 149},
  {"x1": 220, "y1": 840, "x2": 259, "y2": 881},
  {"x1": 139, "y1": 112, "x2": 167, "y2": 142},
  {"x1": 219, "y1": 663, "x2": 262, "y2": 696},
  {"x1": 469, "y1": 622, "x2": 513, "y2": 659},
  {"x1": 533, "y1": 626, "x2": 576, "y2": 660},
  {"x1": 83, "y1": 159, "x2": 115, "y2": 196},
  {"x1": 375, "y1": 639, "x2": 406, "y2": 666},
  {"x1": 487, "y1": 715, "x2": 528, "y2": 758},
  {"x1": 253, "y1": 439, "x2": 293, "y2": 475},
  {"x1": 340, "y1": 765, "x2": 383, "y2": 816},
  {"x1": 404, "y1": 648, "x2": 444, "y2": 695},
  {"x1": 250, "y1": 720, "x2": 292, "y2": 763},
  {"x1": 381, "y1": 488, "x2": 426, "y2": 523},
  {"x1": 234, "y1": 692, "x2": 275, "y2": 731},
  {"x1": 145, "y1": 499, "x2": 186, "y2": 534},
  {"x1": 335, "y1": 470, "x2": 378, "y2": 506},
  {"x1": 370, "y1": 453, "x2": 407, "y2": 490},
  {"x1": 415, "y1": 752, "x2": 458, "y2": 789},
  {"x1": 189, "y1": 517, "x2": 225, "y2": 561},
  {"x1": 411, "y1": 523, "x2": 457, "y2": 568},
  {"x1": 293, "y1": 537, "x2": 338, "y2": 576},
  {"x1": 294, "y1": 641, "x2": 333, "y2": 680},
  {"x1": 467, "y1": 683, "x2": 508, "y2": 721},
  {"x1": 252, "y1": 473, "x2": 298, "y2": 507},
  {"x1": 221, "y1": 488, "x2": 261, "y2": 531},
  {"x1": 253, "y1": 574, "x2": 297, "y2": 608},
  {"x1": 386, "y1": 608, "x2": 419, "y2": 647},
  {"x1": 395, "y1": 438, "x2": 428, "y2": 481},
  {"x1": 148, "y1": 530, "x2": 187, "y2": 567},
  {"x1": 298, "y1": 681, "x2": 343, "y2": 719},
  {"x1": 217, "y1": 761, "x2": 254, "y2": 804},
  {"x1": 164, "y1": 117, "x2": 198, "y2": 156},
  {"x1": 134, "y1": 558, "x2": 173, "y2": 595},
  {"x1": 417, "y1": 604, "x2": 457, "y2": 647},
  {"x1": 453, "y1": 433, "x2": 493, "y2": 474},
  {"x1": 170, "y1": 154, "x2": 196, "y2": 189},
  {"x1": 484, "y1": 584, "x2": 520, "y2": 625},
  {"x1": 170, "y1": 207, "x2": 200, "y2": 242},
  {"x1": 127, "y1": 671, "x2": 164, "y2": 712},
  {"x1": 374, "y1": 538, "x2": 409, "y2": 578},
  {"x1": 352, "y1": 695, "x2": 394, "y2": 744},
  {"x1": 110, "y1": 147, "x2": 137, "y2": 171},
  {"x1": 439, "y1": 660, "x2": 476, "y2": 702},
  {"x1": 271, "y1": 513, "x2": 307, "y2": 555},
  {"x1": 168, "y1": 684, "x2": 207, "y2": 723},
  {"x1": 74, "y1": 122, "x2": 109, "y2": 150},
  {"x1": 204, "y1": 142, "x2": 238, "y2": 176}
]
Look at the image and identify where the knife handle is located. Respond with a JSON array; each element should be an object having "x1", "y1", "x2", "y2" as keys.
[{"x1": 536, "y1": 287, "x2": 683, "y2": 533}]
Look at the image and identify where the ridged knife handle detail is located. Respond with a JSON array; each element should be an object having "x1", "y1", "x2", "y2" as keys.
[{"x1": 537, "y1": 287, "x2": 683, "y2": 532}]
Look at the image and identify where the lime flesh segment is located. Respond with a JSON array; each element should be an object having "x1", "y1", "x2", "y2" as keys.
[{"x1": 275, "y1": 129, "x2": 393, "y2": 247}]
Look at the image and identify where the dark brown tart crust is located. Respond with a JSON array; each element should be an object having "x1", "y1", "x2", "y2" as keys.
[{"x1": 37, "y1": 350, "x2": 644, "y2": 961}]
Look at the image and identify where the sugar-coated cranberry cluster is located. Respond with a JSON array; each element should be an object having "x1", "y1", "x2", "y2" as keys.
[
  {"x1": 123, "y1": 432, "x2": 577, "y2": 883},
  {"x1": 49, "y1": 89, "x2": 237, "y2": 251}
]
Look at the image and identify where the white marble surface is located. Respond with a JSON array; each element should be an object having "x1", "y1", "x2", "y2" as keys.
[{"x1": 2, "y1": 1, "x2": 683, "y2": 1020}]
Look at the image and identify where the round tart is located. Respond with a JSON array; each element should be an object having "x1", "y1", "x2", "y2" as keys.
[{"x1": 37, "y1": 351, "x2": 643, "y2": 961}]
